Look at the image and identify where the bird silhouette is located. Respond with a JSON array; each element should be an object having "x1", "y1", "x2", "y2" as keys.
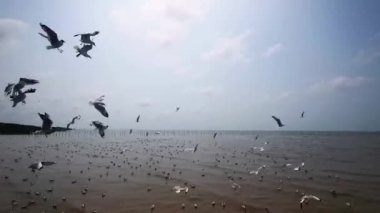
[
  {"x1": 272, "y1": 116, "x2": 284, "y2": 127},
  {"x1": 74, "y1": 44, "x2": 93, "y2": 58},
  {"x1": 74, "y1": 31, "x2": 99, "y2": 46},
  {"x1": 91, "y1": 121, "x2": 108, "y2": 138},
  {"x1": 39, "y1": 23, "x2": 64, "y2": 53},
  {"x1": 89, "y1": 95, "x2": 109, "y2": 117}
]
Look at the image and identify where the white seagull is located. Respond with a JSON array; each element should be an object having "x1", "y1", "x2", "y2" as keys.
[
  {"x1": 249, "y1": 165, "x2": 266, "y2": 175},
  {"x1": 299, "y1": 195, "x2": 321, "y2": 209}
]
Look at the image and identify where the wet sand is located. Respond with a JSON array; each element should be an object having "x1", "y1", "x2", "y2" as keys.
[{"x1": 0, "y1": 130, "x2": 380, "y2": 212}]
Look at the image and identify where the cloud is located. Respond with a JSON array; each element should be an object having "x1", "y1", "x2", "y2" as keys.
[
  {"x1": 136, "y1": 97, "x2": 154, "y2": 107},
  {"x1": 0, "y1": 18, "x2": 28, "y2": 50},
  {"x1": 110, "y1": 0, "x2": 212, "y2": 49},
  {"x1": 309, "y1": 76, "x2": 369, "y2": 93},
  {"x1": 353, "y1": 50, "x2": 380, "y2": 65},
  {"x1": 201, "y1": 31, "x2": 251, "y2": 62},
  {"x1": 262, "y1": 43, "x2": 285, "y2": 58},
  {"x1": 352, "y1": 32, "x2": 380, "y2": 65}
]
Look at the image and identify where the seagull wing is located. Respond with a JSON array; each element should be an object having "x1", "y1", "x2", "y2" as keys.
[
  {"x1": 19, "y1": 78, "x2": 39, "y2": 85},
  {"x1": 41, "y1": 161, "x2": 56, "y2": 166},
  {"x1": 272, "y1": 116, "x2": 284, "y2": 127},
  {"x1": 24, "y1": 88, "x2": 37, "y2": 94},
  {"x1": 40, "y1": 23, "x2": 59, "y2": 43},
  {"x1": 90, "y1": 31, "x2": 99, "y2": 36},
  {"x1": 94, "y1": 103, "x2": 109, "y2": 117}
]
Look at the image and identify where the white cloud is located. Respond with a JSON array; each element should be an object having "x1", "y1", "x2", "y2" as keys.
[
  {"x1": 201, "y1": 31, "x2": 251, "y2": 62},
  {"x1": 353, "y1": 32, "x2": 380, "y2": 65},
  {"x1": 353, "y1": 49, "x2": 380, "y2": 65},
  {"x1": 0, "y1": 18, "x2": 28, "y2": 50},
  {"x1": 110, "y1": 0, "x2": 212, "y2": 49},
  {"x1": 309, "y1": 76, "x2": 369, "y2": 93},
  {"x1": 262, "y1": 43, "x2": 285, "y2": 58},
  {"x1": 136, "y1": 97, "x2": 154, "y2": 107}
]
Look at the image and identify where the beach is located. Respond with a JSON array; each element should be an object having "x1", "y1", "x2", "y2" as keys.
[{"x1": 0, "y1": 130, "x2": 379, "y2": 213}]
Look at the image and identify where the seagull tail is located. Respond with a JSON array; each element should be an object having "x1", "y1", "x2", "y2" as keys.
[{"x1": 46, "y1": 46, "x2": 54, "y2": 50}]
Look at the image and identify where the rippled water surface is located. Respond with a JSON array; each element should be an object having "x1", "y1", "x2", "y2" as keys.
[{"x1": 0, "y1": 130, "x2": 379, "y2": 212}]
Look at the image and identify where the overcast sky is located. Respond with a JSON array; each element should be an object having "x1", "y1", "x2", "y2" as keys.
[{"x1": 1, "y1": 0, "x2": 380, "y2": 131}]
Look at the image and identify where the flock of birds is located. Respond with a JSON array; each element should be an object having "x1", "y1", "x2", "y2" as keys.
[
  {"x1": 1, "y1": 22, "x2": 347, "y2": 213},
  {"x1": 3, "y1": 23, "x2": 307, "y2": 138}
]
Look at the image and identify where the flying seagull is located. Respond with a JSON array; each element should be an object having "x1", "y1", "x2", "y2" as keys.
[
  {"x1": 213, "y1": 132, "x2": 217, "y2": 139},
  {"x1": 66, "y1": 115, "x2": 81, "y2": 129},
  {"x1": 176, "y1": 107, "x2": 180, "y2": 112},
  {"x1": 129, "y1": 129, "x2": 133, "y2": 134},
  {"x1": 301, "y1": 111, "x2": 305, "y2": 118},
  {"x1": 91, "y1": 121, "x2": 108, "y2": 138},
  {"x1": 74, "y1": 44, "x2": 93, "y2": 58},
  {"x1": 136, "y1": 115, "x2": 140, "y2": 123},
  {"x1": 9, "y1": 88, "x2": 36, "y2": 107},
  {"x1": 39, "y1": 23, "x2": 64, "y2": 53},
  {"x1": 89, "y1": 95, "x2": 108, "y2": 117},
  {"x1": 193, "y1": 144, "x2": 199, "y2": 153},
  {"x1": 299, "y1": 195, "x2": 321, "y2": 209},
  {"x1": 4, "y1": 78, "x2": 39, "y2": 97},
  {"x1": 271, "y1": 115, "x2": 284, "y2": 127},
  {"x1": 38, "y1": 112, "x2": 55, "y2": 136},
  {"x1": 29, "y1": 161, "x2": 56, "y2": 171},
  {"x1": 74, "y1": 31, "x2": 99, "y2": 46}
]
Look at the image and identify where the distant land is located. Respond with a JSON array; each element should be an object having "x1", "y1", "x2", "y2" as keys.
[{"x1": 0, "y1": 122, "x2": 71, "y2": 135}]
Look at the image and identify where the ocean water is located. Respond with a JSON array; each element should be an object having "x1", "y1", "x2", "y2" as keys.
[{"x1": 0, "y1": 130, "x2": 379, "y2": 212}]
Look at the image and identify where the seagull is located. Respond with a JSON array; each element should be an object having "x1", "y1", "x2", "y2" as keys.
[
  {"x1": 10, "y1": 88, "x2": 36, "y2": 107},
  {"x1": 294, "y1": 162, "x2": 305, "y2": 171},
  {"x1": 89, "y1": 95, "x2": 108, "y2": 117},
  {"x1": 4, "y1": 78, "x2": 39, "y2": 97},
  {"x1": 193, "y1": 144, "x2": 199, "y2": 153},
  {"x1": 301, "y1": 111, "x2": 305, "y2": 118},
  {"x1": 136, "y1": 115, "x2": 140, "y2": 123},
  {"x1": 271, "y1": 115, "x2": 284, "y2": 127},
  {"x1": 29, "y1": 161, "x2": 56, "y2": 171},
  {"x1": 129, "y1": 129, "x2": 133, "y2": 134},
  {"x1": 39, "y1": 23, "x2": 64, "y2": 53},
  {"x1": 74, "y1": 31, "x2": 99, "y2": 46},
  {"x1": 176, "y1": 107, "x2": 180, "y2": 112},
  {"x1": 91, "y1": 121, "x2": 108, "y2": 138},
  {"x1": 74, "y1": 44, "x2": 93, "y2": 58},
  {"x1": 173, "y1": 185, "x2": 189, "y2": 194},
  {"x1": 213, "y1": 132, "x2": 217, "y2": 139},
  {"x1": 299, "y1": 195, "x2": 321, "y2": 209},
  {"x1": 66, "y1": 115, "x2": 81, "y2": 129},
  {"x1": 249, "y1": 165, "x2": 266, "y2": 175},
  {"x1": 38, "y1": 112, "x2": 55, "y2": 136}
]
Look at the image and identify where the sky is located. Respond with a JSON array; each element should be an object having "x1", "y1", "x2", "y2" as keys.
[{"x1": 0, "y1": 0, "x2": 380, "y2": 131}]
